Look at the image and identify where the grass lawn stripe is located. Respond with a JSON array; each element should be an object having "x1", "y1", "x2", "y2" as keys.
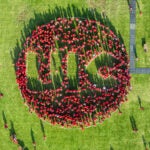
[
  {"x1": 67, "y1": 52, "x2": 78, "y2": 89},
  {"x1": 26, "y1": 52, "x2": 38, "y2": 78}
]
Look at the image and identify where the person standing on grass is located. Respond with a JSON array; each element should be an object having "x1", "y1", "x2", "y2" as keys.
[
  {"x1": 0, "y1": 93, "x2": 3, "y2": 98},
  {"x1": 4, "y1": 123, "x2": 8, "y2": 129},
  {"x1": 10, "y1": 134, "x2": 18, "y2": 144}
]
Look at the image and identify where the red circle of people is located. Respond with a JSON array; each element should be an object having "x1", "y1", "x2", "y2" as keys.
[{"x1": 15, "y1": 18, "x2": 130, "y2": 129}]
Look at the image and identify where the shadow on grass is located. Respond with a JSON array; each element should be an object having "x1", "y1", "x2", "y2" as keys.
[
  {"x1": 136, "y1": 0, "x2": 141, "y2": 13},
  {"x1": 9, "y1": 120, "x2": 16, "y2": 136},
  {"x1": 126, "y1": 0, "x2": 130, "y2": 8},
  {"x1": 2, "y1": 110, "x2": 8, "y2": 128},
  {"x1": 137, "y1": 95, "x2": 145, "y2": 109},
  {"x1": 31, "y1": 128, "x2": 36, "y2": 149},
  {"x1": 133, "y1": 44, "x2": 138, "y2": 59},
  {"x1": 142, "y1": 38, "x2": 146, "y2": 47},
  {"x1": 110, "y1": 144, "x2": 114, "y2": 150},
  {"x1": 137, "y1": 95, "x2": 142, "y2": 107},
  {"x1": 27, "y1": 75, "x2": 62, "y2": 90},
  {"x1": 40, "y1": 120, "x2": 46, "y2": 139},
  {"x1": 18, "y1": 139, "x2": 29, "y2": 150},
  {"x1": 68, "y1": 77, "x2": 78, "y2": 90},
  {"x1": 52, "y1": 73, "x2": 62, "y2": 89},
  {"x1": 142, "y1": 135, "x2": 147, "y2": 150},
  {"x1": 87, "y1": 73, "x2": 117, "y2": 89},
  {"x1": 94, "y1": 53, "x2": 118, "y2": 69},
  {"x1": 11, "y1": 4, "x2": 121, "y2": 66},
  {"x1": 27, "y1": 77, "x2": 43, "y2": 91},
  {"x1": 11, "y1": 4, "x2": 124, "y2": 91},
  {"x1": 129, "y1": 115, "x2": 138, "y2": 132}
]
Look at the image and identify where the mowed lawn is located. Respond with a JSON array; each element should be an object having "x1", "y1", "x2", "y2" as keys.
[
  {"x1": 135, "y1": 0, "x2": 150, "y2": 67},
  {"x1": 0, "y1": 0, "x2": 150, "y2": 150}
]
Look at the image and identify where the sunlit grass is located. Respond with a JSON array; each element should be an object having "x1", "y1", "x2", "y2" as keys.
[{"x1": 0, "y1": 0, "x2": 150, "y2": 150}]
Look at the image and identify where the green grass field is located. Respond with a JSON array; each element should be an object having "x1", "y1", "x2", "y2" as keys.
[
  {"x1": 135, "y1": 0, "x2": 150, "y2": 67},
  {"x1": 86, "y1": 53, "x2": 118, "y2": 88},
  {"x1": 0, "y1": 0, "x2": 150, "y2": 150}
]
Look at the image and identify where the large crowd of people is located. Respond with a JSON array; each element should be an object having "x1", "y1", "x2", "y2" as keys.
[{"x1": 15, "y1": 18, "x2": 130, "y2": 128}]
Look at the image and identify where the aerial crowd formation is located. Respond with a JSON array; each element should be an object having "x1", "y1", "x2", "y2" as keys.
[{"x1": 15, "y1": 18, "x2": 130, "y2": 128}]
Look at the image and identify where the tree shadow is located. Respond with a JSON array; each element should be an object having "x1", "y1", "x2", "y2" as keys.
[
  {"x1": 129, "y1": 115, "x2": 138, "y2": 132},
  {"x1": 2, "y1": 110, "x2": 8, "y2": 128}
]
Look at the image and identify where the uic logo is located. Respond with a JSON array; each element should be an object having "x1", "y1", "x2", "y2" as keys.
[{"x1": 16, "y1": 18, "x2": 130, "y2": 128}]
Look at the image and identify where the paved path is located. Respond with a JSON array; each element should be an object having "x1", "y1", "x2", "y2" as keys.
[
  {"x1": 129, "y1": 0, "x2": 136, "y2": 70},
  {"x1": 130, "y1": 68, "x2": 150, "y2": 74},
  {"x1": 129, "y1": 0, "x2": 150, "y2": 74}
]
